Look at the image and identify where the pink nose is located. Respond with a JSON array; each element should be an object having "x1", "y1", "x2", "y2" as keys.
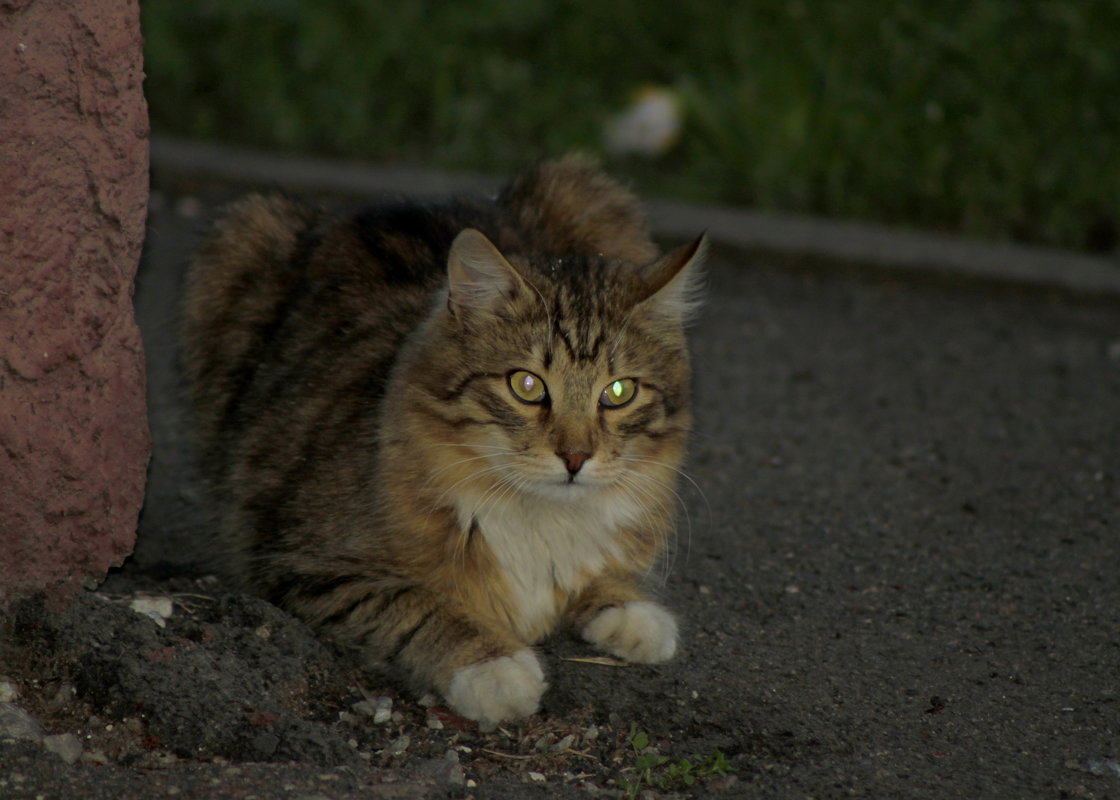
[{"x1": 558, "y1": 451, "x2": 591, "y2": 475}]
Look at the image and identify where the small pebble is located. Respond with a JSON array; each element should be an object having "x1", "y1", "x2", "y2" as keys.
[
  {"x1": 351, "y1": 700, "x2": 375, "y2": 716},
  {"x1": 415, "y1": 750, "x2": 465, "y2": 786},
  {"x1": 46, "y1": 683, "x2": 76, "y2": 712},
  {"x1": 0, "y1": 703, "x2": 44, "y2": 742},
  {"x1": 129, "y1": 596, "x2": 174, "y2": 627},
  {"x1": 426, "y1": 712, "x2": 444, "y2": 730},
  {"x1": 533, "y1": 733, "x2": 555, "y2": 751},
  {"x1": 373, "y1": 696, "x2": 393, "y2": 724},
  {"x1": 385, "y1": 735, "x2": 410, "y2": 756},
  {"x1": 552, "y1": 734, "x2": 576, "y2": 752},
  {"x1": 81, "y1": 749, "x2": 109, "y2": 765},
  {"x1": 1089, "y1": 759, "x2": 1120, "y2": 777},
  {"x1": 0, "y1": 677, "x2": 18, "y2": 702},
  {"x1": 43, "y1": 733, "x2": 83, "y2": 765},
  {"x1": 528, "y1": 771, "x2": 546, "y2": 782}
]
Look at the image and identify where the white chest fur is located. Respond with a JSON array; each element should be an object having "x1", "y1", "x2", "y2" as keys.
[{"x1": 455, "y1": 488, "x2": 639, "y2": 641}]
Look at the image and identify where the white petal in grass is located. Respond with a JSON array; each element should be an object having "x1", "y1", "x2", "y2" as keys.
[{"x1": 603, "y1": 85, "x2": 683, "y2": 157}]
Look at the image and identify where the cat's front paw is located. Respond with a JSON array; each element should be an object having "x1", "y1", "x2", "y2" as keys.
[
  {"x1": 582, "y1": 600, "x2": 678, "y2": 663},
  {"x1": 445, "y1": 648, "x2": 546, "y2": 730}
]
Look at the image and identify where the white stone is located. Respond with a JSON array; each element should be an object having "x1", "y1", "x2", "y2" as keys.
[
  {"x1": 43, "y1": 733, "x2": 82, "y2": 765},
  {"x1": 129, "y1": 595, "x2": 174, "y2": 627},
  {"x1": 373, "y1": 696, "x2": 393, "y2": 724},
  {"x1": 0, "y1": 703, "x2": 44, "y2": 742}
]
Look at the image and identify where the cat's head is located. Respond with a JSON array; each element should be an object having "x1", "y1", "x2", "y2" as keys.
[{"x1": 408, "y1": 228, "x2": 704, "y2": 504}]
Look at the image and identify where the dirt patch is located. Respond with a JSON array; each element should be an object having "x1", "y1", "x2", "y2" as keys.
[{"x1": 1, "y1": 572, "x2": 734, "y2": 798}]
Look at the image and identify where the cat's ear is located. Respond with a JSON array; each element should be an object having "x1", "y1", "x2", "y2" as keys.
[
  {"x1": 639, "y1": 233, "x2": 708, "y2": 322},
  {"x1": 446, "y1": 228, "x2": 525, "y2": 318}
]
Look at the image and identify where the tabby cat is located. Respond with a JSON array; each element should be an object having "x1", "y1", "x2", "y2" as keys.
[{"x1": 182, "y1": 156, "x2": 705, "y2": 727}]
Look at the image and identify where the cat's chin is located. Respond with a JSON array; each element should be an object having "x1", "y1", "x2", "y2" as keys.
[{"x1": 527, "y1": 478, "x2": 606, "y2": 501}]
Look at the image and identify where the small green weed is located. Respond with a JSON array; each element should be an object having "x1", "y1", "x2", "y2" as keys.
[{"x1": 619, "y1": 724, "x2": 733, "y2": 798}]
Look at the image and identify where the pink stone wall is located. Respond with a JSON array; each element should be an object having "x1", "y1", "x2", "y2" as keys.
[{"x1": 0, "y1": 0, "x2": 150, "y2": 605}]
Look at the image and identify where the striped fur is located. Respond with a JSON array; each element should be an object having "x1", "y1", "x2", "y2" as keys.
[{"x1": 182, "y1": 156, "x2": 704, "y2": 727}]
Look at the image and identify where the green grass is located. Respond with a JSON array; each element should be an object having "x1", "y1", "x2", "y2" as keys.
[
  {"x1": 142, "y1": 1, "x2": 1120, "y2": 251},
  {"x1": 619, "y1": 725, "x2": 733, "y2": 797}
]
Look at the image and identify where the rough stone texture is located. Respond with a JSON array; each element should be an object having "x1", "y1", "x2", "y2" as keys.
[{"x1": 0, "y1": 0, "x2": 150, "y2": 605}]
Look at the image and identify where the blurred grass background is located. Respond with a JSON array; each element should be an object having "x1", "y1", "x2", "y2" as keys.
[{"x1": 142, "y1": 0, "x2": 1120, "y2": 252}]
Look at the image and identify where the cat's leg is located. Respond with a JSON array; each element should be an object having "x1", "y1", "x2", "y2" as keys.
[
  {"x1": 304, "y1": 581, "x2": 545, "y2": 728},
  {"x1": 565, "y1": 577, "x2": 679, "y2": 663}
]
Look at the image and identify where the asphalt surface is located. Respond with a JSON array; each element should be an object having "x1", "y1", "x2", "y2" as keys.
[{"x1": 3, "y1": 166, "x2": 1119, "y2": 799}]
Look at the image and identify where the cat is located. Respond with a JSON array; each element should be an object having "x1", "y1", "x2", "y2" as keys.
[{"x1": 181, "y1": 155, "x2": 705, "y2": 728}]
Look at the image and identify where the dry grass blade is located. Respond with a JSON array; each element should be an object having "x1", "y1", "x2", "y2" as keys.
[{"x1": 561, "y1": 656, "x2": 630, "y2": 667}]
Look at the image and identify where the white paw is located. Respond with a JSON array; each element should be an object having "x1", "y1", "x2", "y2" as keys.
[
  {"x1": 445, "y1": 648, "x2": 546, "y2": 729},
  {"x1": 582, "y1": 601, "x2": 679, "y2": 663}
]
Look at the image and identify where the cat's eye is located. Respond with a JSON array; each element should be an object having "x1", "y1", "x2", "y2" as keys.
[
  {"x1": 600, "y1": 378, "x2": 638, "y2": 408},
  {"x1": 509, "y1": 370, "x2": 547, "y2": 404}
]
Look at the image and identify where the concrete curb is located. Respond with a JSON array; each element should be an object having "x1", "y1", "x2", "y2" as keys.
[{"x1": 151, "y1": 136, "x2": 1120, "y2": 299}]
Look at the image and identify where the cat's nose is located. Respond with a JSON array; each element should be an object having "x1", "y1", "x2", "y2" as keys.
[{"x1": 558, "y1": 450, "x2": 591, "y2": 475}]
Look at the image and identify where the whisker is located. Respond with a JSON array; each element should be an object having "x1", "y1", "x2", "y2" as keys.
[
  {"x1": 424, "y1": 462, "x2": 512, "y2": 519},
  {"x1": 617, "y1": 470, "x2": 680, "y2": 580},
  {"x1": 520, "y1": 274, "x2": 554, "y2": 363},
  {"x1": 618, "y1": 464, "x2": 694, "y2": 570},
  {"x1": 619, "y1": 454, "x2": 711, "y2": 524},
  {"x1": 472, "y1": 469, "x2": 523, "y2": 519},
  {"x1": 615, "y1": 477, "x2": 674, "y2": 583},
  {"x1": 420, "y1": 452, "x2": 508, "y2": 492},
  {"x1": 430, "y1": 442, "x2": 519, "y2": 451},
  {"x1": 609, "y1": 307, "x2": 637, "y2": 362}
]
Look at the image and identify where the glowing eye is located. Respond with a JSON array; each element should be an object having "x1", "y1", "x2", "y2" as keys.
[
  {"x1": 509, "y1": 370, "x2": 547, "y2": 403},
  {"x1": 600, "y1": 378, "x2": 637, "y2": 407}
]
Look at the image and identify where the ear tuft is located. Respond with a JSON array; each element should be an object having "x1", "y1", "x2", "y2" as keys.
[
  {"x1": 640, "y1": 233, "x2": 707, "y2": 322},
  {"x1": 447, "y1": 229, "x2": 522, "y2": 316}
]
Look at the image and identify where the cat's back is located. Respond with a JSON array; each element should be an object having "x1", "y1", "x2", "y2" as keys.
[
  {"x1": 182, "y1": 195, "x2": 316, "y2": 456},
  {"x1": 181, "y1": 193, "x2": 495, "y2": 479}
]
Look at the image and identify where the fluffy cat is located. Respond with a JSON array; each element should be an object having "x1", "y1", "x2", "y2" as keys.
[{"x1": 182, "y1": 156, "x2": 705, "y2": 727}]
